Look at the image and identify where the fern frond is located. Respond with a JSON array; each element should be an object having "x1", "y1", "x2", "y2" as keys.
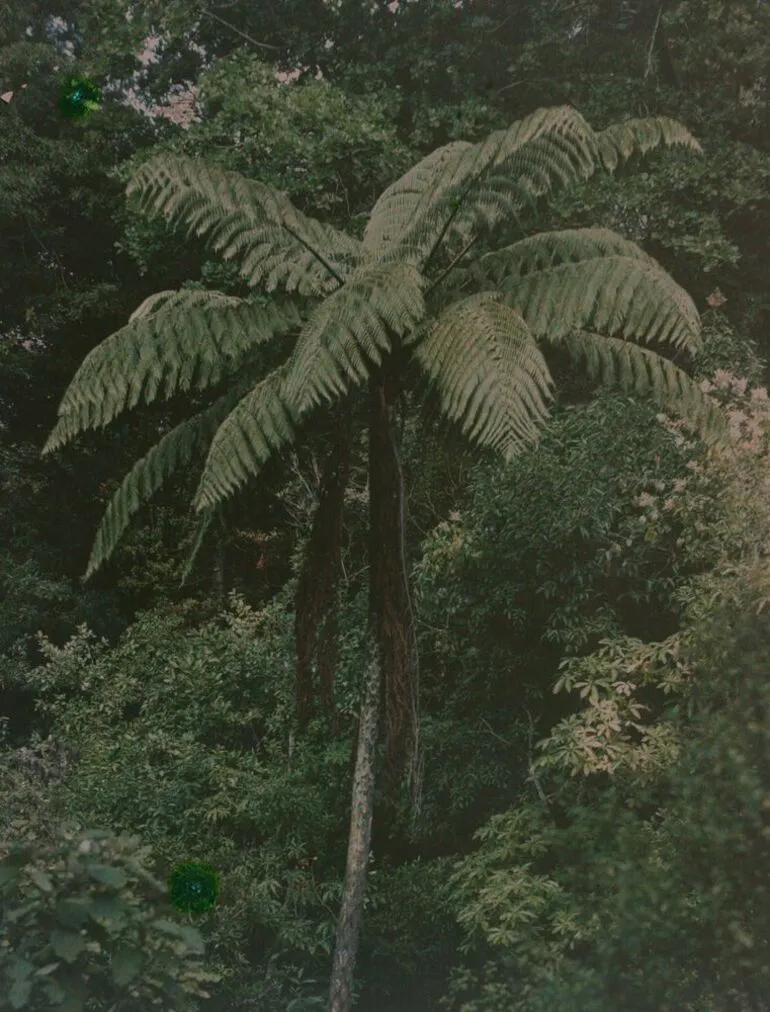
[
  {"x1": 597, "y1": 116, "x2": 702, "y2": 172},
  {"x1": 411, "y1": 291, "x2": 554, "y2": 461},
  {"x1": 565, "y1": 330, "x2": 728, "y2": 445},
  {"x1": 490, "y1": 232, "x2": 700, "y2": 351},
  {"x1": 363, "y1": 140, "x2": 473, "y2": 258},
  {"x1": 43, "y1": 293, "x2": 302, "y2": 454},
  {"x1": 474, "y1": 228, "x2": 660, "y2": 282},
  {"x1": 193, "y1": 366, "x2": 298, "y2": 511},
  {"x1": 128, "y1": 156, "x2": 361, "y2": 296},
  {"x1": 283, "y1": 262, "x2": 426, "y2": 414},
  {"x1": 85, "y1": 385, "x2": 247, "y2": 578},
  {"x1": 365, "y1": 107, "x2": 701, "y2": 273}
]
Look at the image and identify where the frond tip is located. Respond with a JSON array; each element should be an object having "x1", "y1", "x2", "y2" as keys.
[
  {"x1": 128, "y1": 155, "x2": 361, "y2": 295},
  {"x1": 85, "y1": 387, "x2": 245, "y2": 578},
  {"x1": 565, "y1": 331, "x2": 729, "y2": 446},
  {"x1": 412, "y1": 291, "x2": 554, "y2": 461}
]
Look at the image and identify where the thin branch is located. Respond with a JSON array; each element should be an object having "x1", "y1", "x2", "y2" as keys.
[
  {"x1": 523, "y1": 706, "x2": 549, "y2": 806},
  {"x1": 480, "y1": 717, "x2": 512, "y2": 746},
  {"x1": 644, "y1": 5, "x2": 664, "y2": 81},
  {"x1": 202, "y1": 10, "x2": 282, "y2": 51}
]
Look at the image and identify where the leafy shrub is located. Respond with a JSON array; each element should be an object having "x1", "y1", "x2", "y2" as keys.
[{"x1": 0, "y1": 828, "x2": 218, "y2": 1012}]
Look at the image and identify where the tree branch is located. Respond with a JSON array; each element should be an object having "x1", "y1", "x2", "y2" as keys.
[{"x1": 202, "y1": 11, "x2": 282, "y2": 51}]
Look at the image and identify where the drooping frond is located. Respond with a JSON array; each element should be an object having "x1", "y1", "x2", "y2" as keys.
[
  {"x1": 597, "y1": 116, "x2": 702, "y2": 172},
  {"x1": 85, "y1": 384, "x2": 247, "y2": 578},
  {"x1": 42, "y1": 293, "x2": 302, "y2": 454},
  {"x1": 128, "y1": 155, "x2": 362, "y2": 296},
  {"x1": 282, "y1": 262, "x2": 426, "y2": 414},
  {"x1": 565, "y1": 330, "x2": 728, "y2": 445},
  {"x1": 487, "y1": 231, "x2": 701, "y2": 351},
  {"x1": 193, "y1": 366, "x2": 298, "y2": 511},
  {"x1": 411, "y1": 291, "x2": 554, "y2": 462}
]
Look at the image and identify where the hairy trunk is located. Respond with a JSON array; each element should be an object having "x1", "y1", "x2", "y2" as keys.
[
  {"x1": 328, "y1": 363, "x2": 420, "y2": 1012},
  {"x1": 368, "y1": 367, "x2": 417, "y2": 794},
  {"x1": 294, "y1": 405, "x2": 352, "y2": 732},
  {"x1": 328, "y1": 634, "x2": 381, "y2": 1012}
]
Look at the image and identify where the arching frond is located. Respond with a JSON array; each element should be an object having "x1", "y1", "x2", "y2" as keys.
[
  {"x1": 491, "y1": 236, "x2": 700, "y2": 351},
  {"x1": 411, "y1": 291, "x2": 554, "y2": 461},
  {"x1": 128, "y1": 156, "x2": 361, "y2": 296},
  {"x1": 368, "y1": 106, "x2": 598, "y2": 265},
  {"x1": 473, "y1": 227, "x2": 660, "y2": 282},
  {"x1": 43, "y1": 293, "x2": 302, "y2": 454},
  {"x1": 565, "y1": 330, "x2": 728, "y2": 445},
  {"x1": 597, "y1": 116, "x2": 701, "y2": 172},
  {"x1": 85, "y1": 384, "x2": 247, "y2": 578},
  {"x1": 364, "y1": 106, "x2": 701, "y2": 273},
  {"x1": 363, "y1": 140, "x2": 473, "y2": 258},
  {"x1": 194, "y1": 366, "x2": 298, "y2": 511},
  {"x1": 283, "y1": 262, "x2": 426, "y2": 414}
]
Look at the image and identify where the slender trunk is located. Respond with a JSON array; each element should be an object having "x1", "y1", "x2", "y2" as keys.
[
  {"x1": 328, "y1": 635, "x2": 381, "y2": 1012},
  {"x1": 212, "y1": 519, "x2": 226, "y2": 604}
]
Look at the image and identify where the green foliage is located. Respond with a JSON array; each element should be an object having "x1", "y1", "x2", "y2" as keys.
[
  {"x1": 445, "y1": 558, "x2": 770, "y2": 1011},
  {"x1": 4, "y1": 591, "x2": 355, "y2": 1009},
  {"x1": 0, "y1": 827, "x2": 218, "y2": 1012},
  {"x1": 443, "y1": 363, "x2": 770, "y2": 1010}
]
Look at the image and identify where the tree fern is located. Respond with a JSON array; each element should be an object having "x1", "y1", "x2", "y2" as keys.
[
  {"x1": 411, "y1": 291, "x2": 554, "y2": 461},
  {"x1": 564, "y1": 331, "x2": 727, "y2": 443},
  {"x1": 282, "y1": 262, "x2": 426, "y2": 414},
  {"x1": 128, "y1": 155, "x2": 362, "y2": 296},
  {"x1": 42, "y1": 292, "x2": 302, "y2": 454}
]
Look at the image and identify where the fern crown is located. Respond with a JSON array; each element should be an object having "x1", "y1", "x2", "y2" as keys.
[{"x1": 42, "y1": 104, "x2": 724, "y2": 577}]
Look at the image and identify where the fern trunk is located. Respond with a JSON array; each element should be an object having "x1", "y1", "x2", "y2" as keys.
[
  {"x1": 328, "y1": 634, "x2": 381, "y2": 1012},
  {"x1": 368, "y1": 366, "x2": 415, "y2": 793}
]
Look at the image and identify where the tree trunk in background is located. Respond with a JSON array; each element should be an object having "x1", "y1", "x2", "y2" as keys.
[
  {"x1": 294, "y1": 404, "x2": 352, "y2": 732},
  {"x1": 328, "y1": 634, "x2": 381, "y2": 1012},
  {"x1": 212, "y1": 518, "x2": 226, "y2": 605}
]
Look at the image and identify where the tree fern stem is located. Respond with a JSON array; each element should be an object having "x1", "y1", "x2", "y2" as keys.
[
  {"x1": 425, "y1": 234, "x2": 479, "y2": 299},
  {"x1": 280, "y1": 222, "x2": 346, "y2": 287}
]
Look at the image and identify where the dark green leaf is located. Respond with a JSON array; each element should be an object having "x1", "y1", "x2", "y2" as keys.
[
  {"x1": 50, "y1": 929, "x2": 87, "y2": 963},
  {"x1": 85, "y1": 864, "x2": 127, "y2": 888},
  {"x1": 111, "y1": 946, "x2": 143, "y2": 986}
]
